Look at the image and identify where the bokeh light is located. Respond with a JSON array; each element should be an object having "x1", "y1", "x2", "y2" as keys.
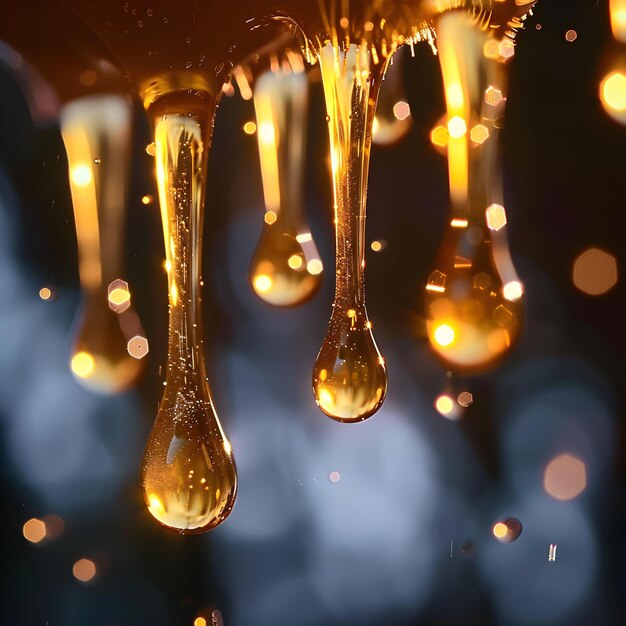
[
  {"x1": 22, "y1": 518, "x2": 46, "y2": 543},
  {"x1": 73, "y1": 558, "x2": 96, "y2": 582},
  {"x1": 447, "y1": 115, "x2": 467, "y2": 139},
  {"x1": 70, "y1": 164, "x2": 92, "y2": 187},
  {"x1": 544, "y1": 454, "x2": 587, "y2": 500},
  {"x1": 491, "y1": 518, "x2": 523, "y2": 543},
  {"x1": 71, "y1": 351, "x2": 95, "y2": 379},
  {"x1": 485, "y1": 204, "x2": 507, "y2": 231},
  {"x1": 242, "y1": 121, "x2": 257, "y2": 135},
  {"x1": 392, "y1": 100, "x2": 411, "y2": 121},
  {"x1": 107, "y1": 279, "x2": 131, "y2": 313},
  {"x1": 470, "y1": 124, "x2": 489, "y2": 145},
  {"x1": 457, "y1": 391, "x2": 473, "y2": 407},
  {"x1": 430, "y1": 124, "x2": 449, "y2": 149},
  {"x1": 573, "y1": 248, "x2": 618, "y2": 295},
  {"x1": 38, "y1": 286, "x2": 55, "y2": 301},
  {"x1": 127, "y1": 335, "x2": 149, "y2": 359},
  {"x1": 433, "y1": 323, "x2": 456, "y2": 347},
  {"x1": 600, "y1": 70, "x2": 626, "y2": 123}
]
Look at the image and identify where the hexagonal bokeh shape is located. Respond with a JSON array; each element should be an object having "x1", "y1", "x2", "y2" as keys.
[
  {"x1": 127, "y1": 335, "x2": 149, "y2": 359},
  {"x1": 485, "y1": 204, "x2": 507, "y2": 231},
  {"x1": 470, "y1": 124, "x2": 490, "y2": 144},
  {"x1": 457, "y1": 391, "x2": 473, "y2": 407},
  {"x1": 485, "y1": 86, "x2": 503, "y2": 107},
  {"x1": 108, "y1": 278, "x2": 131, "y2": 313}
]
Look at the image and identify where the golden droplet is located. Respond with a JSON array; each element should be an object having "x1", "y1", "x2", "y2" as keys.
[
  {"x1": 313, "y1": 43, "x2": 388, "y2": 421},
  {"x1": 141, "y1": 104, "x2": 237, "y2": 533}
]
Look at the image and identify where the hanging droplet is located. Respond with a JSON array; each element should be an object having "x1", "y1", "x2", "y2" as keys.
[
  {"x1": 249, "y1": 57, "x2": 323, "y2": 307},
  {"x1": 140, "y1": 85, "x2": 236, "y2": 533},
  {"x1": 372, "y1": 47, "x2": 412, "y2": 146},
  {"x1": 60, "y1": 95, "x2": 143, "y2": 393},
  {"x1": 312, "y1": 43, "x2": 388, "y2": 422},
  {"x1": 492, "y1": 518, "x2": 523, "y2": 543},
  {"x1": 426, "y1": 13, "x2": 524, "y2": 371}
]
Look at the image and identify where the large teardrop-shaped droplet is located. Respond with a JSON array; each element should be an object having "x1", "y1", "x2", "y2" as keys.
[
  {"x1": 312, "y1": 43, "x2": 388, "y2": 422},
  {"x1": 249, "y1": 56, "x2": 323, "y2": 306},
  {"x1": 313, "y1": 305, "x2": 386, "y2": 422},
  {"x1": 426, "y1": 12, "x2": 524, "y2": 371},
  {"x1": 140, "y1": 84, "x2": 236, "y2": 533},
  {"x1": 61, "y1": 95, "x2": 143, "y2": 393}
]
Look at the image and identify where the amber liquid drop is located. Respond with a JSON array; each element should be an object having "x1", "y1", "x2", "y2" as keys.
[
  {"x1": 312, "y1": 43, "x2": 388, "y2": 422},
  {"x1": 61, "y1": 95, "x2": 143, "y2": 393},
  {"x1": 249, "y1": 59, "x2": 324, "y2": 307},
  {"x1": 140, "y1": 87, "x2": 237, "y2": 533},
  {"x1": 425, "y1": 12, "x2": 524, "y2": 371}
]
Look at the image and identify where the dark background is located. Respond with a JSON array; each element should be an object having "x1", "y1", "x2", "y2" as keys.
[{"x1": 1, "y1": 0, "x2": 625, "y2": 624}]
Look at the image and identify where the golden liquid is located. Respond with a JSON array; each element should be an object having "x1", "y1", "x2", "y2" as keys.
[
  {"x1": 425, "y1": 12, "x2": 523, "y2": 371},
  {"x1": 60, "y1": 95, "x2": 142, "y2": 393},
  {"x1": 312, "y1": 43, "x2": 388, "y2": 422},
  {"x1": 140, "y1": 92, "x2": 237, "y2": 534},
  {"x1": 249, "y1": 62, "x2": 323, "y2": 307}
]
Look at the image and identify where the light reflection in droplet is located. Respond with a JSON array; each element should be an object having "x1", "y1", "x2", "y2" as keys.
[
  {"x1": 71, "y1": 351, "x2": 96, "y2": 379},
  {"x1": 70, "y1": 164, "x2": 92, "y2": 187},
  {"x1": 447, "y1": 115, "x2": 467, "y2": 139},
  {"x1": 433, "y1": 323, "x2": 456, "y2": 347}
]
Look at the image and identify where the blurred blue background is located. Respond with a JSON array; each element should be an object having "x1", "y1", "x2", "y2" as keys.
[{"x1": 1, "y1": 1, "x2": 625, "y2": 625}]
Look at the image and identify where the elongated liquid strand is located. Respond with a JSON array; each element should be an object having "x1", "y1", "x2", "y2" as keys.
[
  {"x1": 426, "y1": 12, "x2": 523, "y2": 370},
  {"x1": 312, "y1": 43, "x2": 388, "y2": 422},
  {"x1": 249, "y1": 58, "x2": 324, "y2": 306},
  {"x1": 60, "y1": 95, "x2": 143, "y2": 393},
  {"x1": 140, "y1": 89, "x2": 237, "y2": 533}
]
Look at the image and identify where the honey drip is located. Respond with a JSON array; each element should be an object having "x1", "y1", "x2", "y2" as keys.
[
  {"x1": 249, "y1": 58, "x2": 324, "y2": 306},
  {"x1": 312, "y1": 43, "x2": 388, "y2": 422},
  {"x1": 140, "y1": 90, "x2": 237, "y2": 533},
  {"x1": 425, "y1": 12, "x2": 523, "y2": 371},
  {"x1": 60, "y1": 95, "x2": 142, "y2": 393}
]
